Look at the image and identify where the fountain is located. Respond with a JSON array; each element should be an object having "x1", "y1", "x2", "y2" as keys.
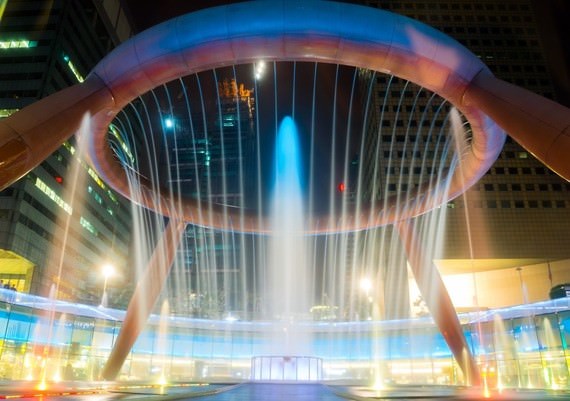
[
  {"x1": 268, "y1": 116, "x2": 309, "y2": 331},
  {"x1": 490, "y1": 313, "x2": 521, "y2": 390},
  {"x1": 93, "y1": 56, "x2": 480, "y2": 386},
  {"x1": 155, "y1": 300, "x2": 170, "y2": 387},
  {"x1": 247, "y1": 116, "x2": 318, "y2": 382},
  {"x1": 15, "y1": 33, "x2": 489, "y2": 398},
  {"x1": 4, "y1": 0, "x2": 570, "y2": 397}
]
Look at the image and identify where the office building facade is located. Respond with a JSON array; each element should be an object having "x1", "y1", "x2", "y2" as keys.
[
  {"x1": 354, "y1": 0, "x2": 570, "y2": 312},
  {"x1": 0, "y1": 0, "x2": 133, "y2": 303}
]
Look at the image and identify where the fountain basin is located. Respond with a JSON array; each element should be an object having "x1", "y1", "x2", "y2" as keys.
[{"x1": 251, "y1": 356, "x2": 322, "y2": 382}]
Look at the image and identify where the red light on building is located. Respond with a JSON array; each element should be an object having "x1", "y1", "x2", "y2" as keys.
[
  {"x1": 337, "y1": 182, "x2": 345, "y2": 193},
  {"x1": 55, "y1": 176, "x2": 63, "y2": 184}
]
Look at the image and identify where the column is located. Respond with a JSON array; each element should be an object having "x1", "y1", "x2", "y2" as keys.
[
  {"x1": 101, "y1": 218, "x2": 187, "y2": 380},
  {"x1": 395, "y1": 219, "x2": 481, "y2": 386}
]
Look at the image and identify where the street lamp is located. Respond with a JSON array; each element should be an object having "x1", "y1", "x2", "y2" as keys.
[
  {"x1": 360, "y1": 277, "x2": 372, "y2": 298},
  {"x1": 164, "y1": 117, "x2": 174, "y2": 129},
  {"x1": 360, "y1": 277, "x2": 374, "y2": 320},
  {"x1": 100, "y1": 263, "x2": 115, "y2": 307},
  {"x1": 254, "y1": 60, "x2": 266, "y2": 80}
]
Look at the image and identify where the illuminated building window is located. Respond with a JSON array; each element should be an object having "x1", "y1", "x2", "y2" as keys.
[
  {"x1": 80, "y1": 216, "x2": 98, "y2": 236},
  {"x1": 88, "y1": 186, "x2": 100, "y2": 203},
  {"x1": 0, "y1": 108, "x2": 18, "y2": 118},
  {"x1": 88, "y1": 186, "x2": 103, "y2": 205},
  {"x1": 63, "y1": 141, "x2": 76, "y2": 155},
  {"x1": 87, "y1": 167, "x2": 106, "y2": 190},
  {"x1": 63, "y1": 54, "x2": 84, "y2": 82},
  {"x1": 223, "y1": 115, "x2": 236, "y2": 127},
  {"x1": 0, "y1": 40, "x2": 37, "y2": 49},
  {"x1": 107, "y1": 190, "x2": 117, "y2": 203},
  {"x1": 35, "y1": 177, "x2": 72, "y2": 215}
]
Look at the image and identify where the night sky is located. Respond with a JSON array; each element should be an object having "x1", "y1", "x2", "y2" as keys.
[
  {"x1": 123, "y1": 0, "x2": 241, "y2": 31},
  {"x1": 122, "y1": 0, "x2": 570, "y2": 107}
]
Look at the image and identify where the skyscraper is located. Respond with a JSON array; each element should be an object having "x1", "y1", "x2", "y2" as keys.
[
  {"x1": 0, "y1": 0, "x2": 133, "y2": 303},
  {"x1": 355, "y1": 0, "x2": 570, "y2": 310},
  {"x1": 176, "y1": 78, "x2": 257, "y2": 318}
]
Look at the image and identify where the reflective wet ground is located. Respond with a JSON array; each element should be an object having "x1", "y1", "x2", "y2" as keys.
[
  {"x1": 195, "y1": 383, "x2": 344, "y2": 401},
  {"x1": 1, "y1": 383, "x2": 569, "y2": 400}
]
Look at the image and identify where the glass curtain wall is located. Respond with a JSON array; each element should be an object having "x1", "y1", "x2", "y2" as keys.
[{"x1": 0, "y1": 292, "x2": 569, "y2": 388}]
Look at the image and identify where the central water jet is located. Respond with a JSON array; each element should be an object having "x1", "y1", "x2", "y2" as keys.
[{"x1": 267, "y1": 116, "x2": 311, "y2": 353}]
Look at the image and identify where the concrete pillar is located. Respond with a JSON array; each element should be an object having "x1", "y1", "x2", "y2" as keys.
[
  {"x1": 395, "y1": 219, "x2": 481, "y2": 386},
  {"x1": 463, "y1": 70, "x2": 570, "y2": 181},
  {"x1": 0, "y1": 75, "x2": 113, "y2": 190},
  {"x1": 101, "y1": 218, "x2": 187, "y2": 380}
]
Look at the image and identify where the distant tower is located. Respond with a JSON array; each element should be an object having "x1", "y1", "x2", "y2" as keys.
[{"x1": 163, "y1": 77, "x2": 257, "y2": 317}]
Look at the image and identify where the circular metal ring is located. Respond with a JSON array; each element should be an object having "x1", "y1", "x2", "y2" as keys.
[{"x1": 85, "y1": 0, "x2": 505, "y2": 233}]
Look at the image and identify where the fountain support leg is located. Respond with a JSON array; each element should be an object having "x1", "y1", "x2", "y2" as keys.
[
  {"x1": 462, "y1": 70, "x2": 570, "y2": 181},
  {"x1": 395, "y1": 219, "x2": 481, "y2": 386},
  {"x1": 101, "y1": 218, "x2": 187, "y2": 381}
]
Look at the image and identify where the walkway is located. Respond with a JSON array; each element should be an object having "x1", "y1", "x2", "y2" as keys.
[{"x1": 197, "y1": 383, "x2": 345, "y2": 401}]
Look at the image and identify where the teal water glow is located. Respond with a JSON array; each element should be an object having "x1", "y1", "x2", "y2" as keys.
[
  {"x1": 274, "y1": 116, "x2": 303, "y2": 202},
  {"x1": 268, "y1": 116, "x2": 311, "y2": 354}
]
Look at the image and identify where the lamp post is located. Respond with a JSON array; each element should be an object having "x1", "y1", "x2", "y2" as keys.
[
  {"x1": 516, "y1": 267, "x2": 528, "y2": 304},
  {"x1": 100, "y1": 263, "x2": 115, "y2": 307}
]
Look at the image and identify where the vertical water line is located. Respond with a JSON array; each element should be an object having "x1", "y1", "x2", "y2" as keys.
[
  {"x1": 123, "y1": 102, "x2": 158, "y2": 309},
  {"x1": 339, "y1": 68, "x2": 358, "y2": 323},
  {"x1": 212, "y1": 68, "x2": 232, "y2": 315},
  {"x1": 179, "y1": 76, "x2": 201, "y2": 311},
  {"x1": 157, "y1": 83, "x2": 182, "y2": 309},
  {"x1": 252, "y1": 63, "x2": 262, "y2": 318},
  {"x1": 231, "y1": 65, "x2": 248, "y2": 318},
  {"x1": 392, "y1": 80, "x2": 410, "y2": 219},
  {"x1": 370, "y1": 75, "x2": 394, "y2": 320},
  {"x1": 309, "y1": 63, "x2": 319, "y2": 312},
  {"x1": 326, "y1": 65, "x2": 341, "y2": 312},
  {"x1": 196, "y1": 72, "x2": 218, "y2": 315}
]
